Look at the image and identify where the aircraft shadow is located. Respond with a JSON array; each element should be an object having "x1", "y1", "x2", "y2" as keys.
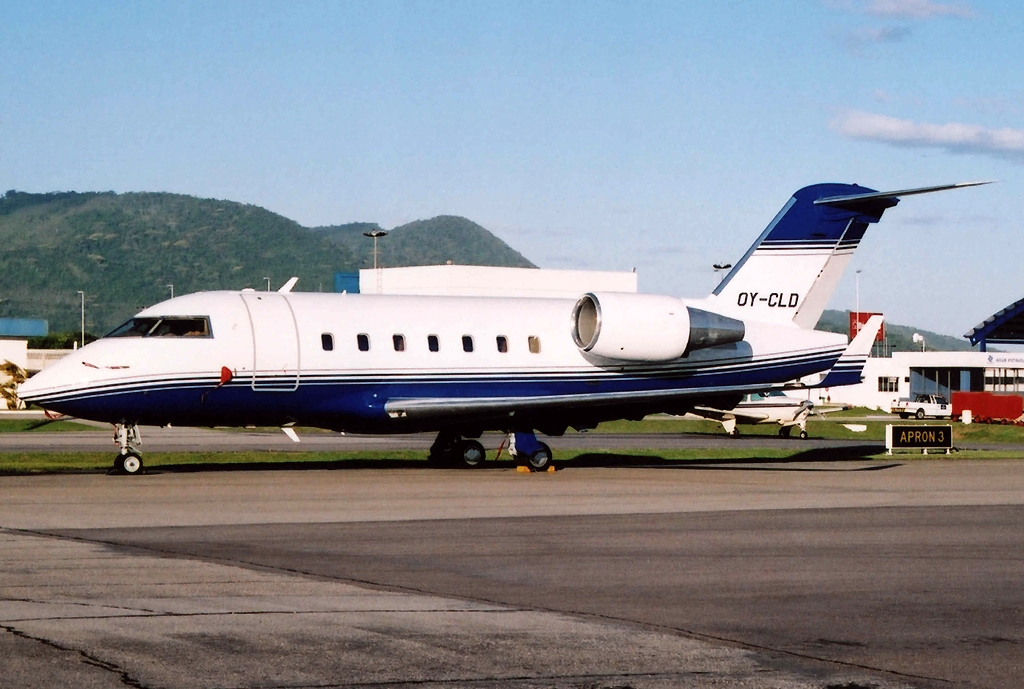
[{"x1": 145, "y1": 443, "x2": 892, "y2": 474}]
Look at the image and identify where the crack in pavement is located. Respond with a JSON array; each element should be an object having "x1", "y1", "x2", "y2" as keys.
[{"x1": 1, "y1": 624, "x2": 150, "y2": 689}]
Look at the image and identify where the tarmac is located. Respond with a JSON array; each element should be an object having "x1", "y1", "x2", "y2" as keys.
[{"x1": 2, "y1": 458, "x2": 1023, "y2": 688}]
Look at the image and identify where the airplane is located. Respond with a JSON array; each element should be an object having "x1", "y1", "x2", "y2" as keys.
[
  {"x1": 695, "y1": 391, "x2": 846, "y2": 439},
  {"x1": 692, "y1": 314, "x2": 883, "y2": 438},
  {"x1": 17, "y1": 182, "x2": 986, "y2": 474}
]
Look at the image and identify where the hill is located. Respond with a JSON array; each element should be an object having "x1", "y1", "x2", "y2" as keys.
[
  {"x1": 815, "y1": 309, "x2": 977, "y2": 353},
  {"x1": 0, "y1": 191, "x2": 358, "y2": 333},
  {"x1": 0, "y1": 191, "x2": 534, "y2": 334},
  {"x1": 312, "y1": 216, "x2": 535, "y2": 269}
]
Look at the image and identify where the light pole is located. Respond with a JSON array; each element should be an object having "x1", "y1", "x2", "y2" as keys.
[
  {"x1": 712, "y1": 263, "x2": 732, "y2": 288},
  {"x1": 77, "y1": 291, "x2": 85, "y2": 348},
  {"x1": 263, "y1": 277, "x2": 271, "y2": 292},
  {"x1": 167, "y1": 284, "x2": 174, "y2": 299},
  {"x1": 854, "y1": 269, "x2": 862, "y2": 336},
  {"x1": 362, "y1": 230, "x2": 388, "y2": 270}
]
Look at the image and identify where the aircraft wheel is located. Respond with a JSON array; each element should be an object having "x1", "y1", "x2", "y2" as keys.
[
  {"x1": 457, "y1": 439, "x2": 486, "y2": 468},
  {"x1": 799, "y1": 430, "x2": 808, "y2": 439},
  {"x1": 915, "y1": 408, "x2": 926, "y2": 420},
  {"x1": 116, "y1": 452, "x2": 144, "y2": 475},
  {"x1": 527, "y1": 442, "x2": 552, "y2": 471},
  {"x1": 779, "y1": 426, "x2": 791, "y2": 438}
]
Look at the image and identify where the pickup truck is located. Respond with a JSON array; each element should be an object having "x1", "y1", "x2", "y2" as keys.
[{"x1": 890, "y1": 394, "x2": 951, "y2": 420}]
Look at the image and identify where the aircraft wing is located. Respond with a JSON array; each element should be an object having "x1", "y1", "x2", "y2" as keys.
[
  {"x1": 384, "y1": 384, "x2": 750, "y2": 421},
  {"x1": 811, "y1": 404, "x2": 850, "y2": 416},
  {"x1": 691, "y1": 405, "x2": 769, "y2": 423}
]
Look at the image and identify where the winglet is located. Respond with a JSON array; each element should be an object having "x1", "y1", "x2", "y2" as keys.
[
  {"x1": 278, "y1": 277, "x2": 299, "y2": 293},
  {"x1": 815, "y1": 315, "x2": 883, "y2": 388}
]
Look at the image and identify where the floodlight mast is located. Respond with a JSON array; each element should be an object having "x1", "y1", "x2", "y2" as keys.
[{"x1": 363, "y1": 230, "x2": 388, "y2": 270}]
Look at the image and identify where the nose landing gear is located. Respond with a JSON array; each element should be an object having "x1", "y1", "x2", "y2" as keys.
[{"x1": 112, "y1": 423, "x2": 144, "y2": 474}]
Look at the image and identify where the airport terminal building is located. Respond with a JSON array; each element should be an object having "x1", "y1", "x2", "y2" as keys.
[{"x1": 822, "y1": 298, "x2": 1024, "y2": 410}]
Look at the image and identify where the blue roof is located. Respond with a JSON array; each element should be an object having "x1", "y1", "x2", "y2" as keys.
[
  {"x1": 0, "y1": 318, "x2": 48, "y2": 337},
  {"x1": 965, "y1": 296, "x2": 1024, "y2": 346}
]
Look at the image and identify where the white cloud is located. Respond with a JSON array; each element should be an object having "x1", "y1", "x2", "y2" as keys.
[
  {"x1": 846, "y1": 25, "x2": 913, "y2": 47},
  {"x1": 832, "y1": 110, "x2": 1024, "y2": 161},
  {"x1": 858, "y1": 0, "x2": 975, "y2": 19}
]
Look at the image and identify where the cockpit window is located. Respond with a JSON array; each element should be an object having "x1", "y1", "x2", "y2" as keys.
[
  {"x1": 105, "y1": 318, "x2": 161, "y2": 338},
  {"x1": 105, "y1": 316, "x2": 212, "y2": 338}
]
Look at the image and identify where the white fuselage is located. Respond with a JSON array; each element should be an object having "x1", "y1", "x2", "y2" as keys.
[{"x1": 20, "y1": 290, "x2": 847, "y2": 435}]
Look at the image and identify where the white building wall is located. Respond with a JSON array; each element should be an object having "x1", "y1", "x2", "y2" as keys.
[
  {"x1": 821, "y1": 350, "x2": 1004, "y2": 410},
  {"x1": 359, "y1": 265, "x2": 638, "y2": 298},
  {"x1": 0, "y1": 340, "x2": 28, "y2": 370}
]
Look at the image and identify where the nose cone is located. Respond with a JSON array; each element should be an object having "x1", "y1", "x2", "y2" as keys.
[
  {"x1": 16, "y1": 371, "x2": 45, "y2": 403},
  {"x1": 15, "y1": 343, "x2": 126, "y2": 415},
  {"x1": 16, "y1": 354, "x2": 84, "y2": 407}
]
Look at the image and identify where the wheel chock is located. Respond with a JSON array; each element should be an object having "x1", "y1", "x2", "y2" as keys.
[
  {"x1": 516, "y1": 465, "x2": 530, "y2": 473},
  {"x1": 547, "y1": 465, "x2": 557, "y2": 473}
]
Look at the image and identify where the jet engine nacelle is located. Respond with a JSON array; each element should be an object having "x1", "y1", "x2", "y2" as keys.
[{"x1": 571, "y1": 292, "x2": 746, "y2": 362}]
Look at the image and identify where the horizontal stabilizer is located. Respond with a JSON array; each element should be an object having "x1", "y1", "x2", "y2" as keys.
[
  {"x1": 815, "y1": 314, "x2": 884, "y2": 389},
  {"x1": 814, "y1": 181, "x2": 992, "y2": 213}
]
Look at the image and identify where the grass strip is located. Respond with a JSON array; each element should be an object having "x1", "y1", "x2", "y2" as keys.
[{"x1": 0, "y1": 419, "x2": 100, "y2": 433}]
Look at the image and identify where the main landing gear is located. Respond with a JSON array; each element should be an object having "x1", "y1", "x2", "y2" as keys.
[
  {"x1": 428, "y1": 429, "x2": 554, "y2": 471},
  {"x1": 509, "y1": 430, "x2": 553, "y2": 472},
  {"x1": 429, "y1": 431, "x2": 486, "y2": 468},
  {"x1": 112, "y1": 423, "x2": 144, "y2": 474}
]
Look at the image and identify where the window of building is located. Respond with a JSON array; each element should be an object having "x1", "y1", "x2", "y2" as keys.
[
  {"x1": 462, "y1": 335, "x2": 474, "y2": 352},
  {"x1": 357, "y1": 333, "x2": 370, "y2": 351},
  {"x1": 428, "y1": 334, "x2": 439, "y2": 352},
  {"x1": 496, "y1": 335, "x2": 508, "y2": 353},
  {"x1": 393, "y1": 334, "x2": 406, "y2": 352},
  {"x1": 878, "y1": 376, "x2": 899, "y2": 393},
  {"x1": 321, "y1": 333, "x2": 334, "y2": 351},
  {"x1": 528, "y1": 335, "x2": 541, "y2": 354}
]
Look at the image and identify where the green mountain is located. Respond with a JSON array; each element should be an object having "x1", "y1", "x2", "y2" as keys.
[
  {"x1": 0, "y1": 191, "x2": 530, "y2": 334},
  {"x1": 815, "y1": 309, "x2": 976, "y2": 353},
  {"x1": 312, "y1": 215, "x2": 536, "y2": 269}
]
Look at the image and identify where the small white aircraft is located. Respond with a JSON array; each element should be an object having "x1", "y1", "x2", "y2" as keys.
[
  {"x1": 692, "y1": 314, "x2": 882, "y2": 438},
  {"x1": 694, "y1": 391, "x2": 848, "y2": 439},
  {"x1": 18, "y1": 182, "x2": 985, "y2": 473}
]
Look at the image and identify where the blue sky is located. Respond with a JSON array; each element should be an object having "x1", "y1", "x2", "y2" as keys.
[{"x1": 2, "y1": 1, "x2": 1020, "y2": 336}]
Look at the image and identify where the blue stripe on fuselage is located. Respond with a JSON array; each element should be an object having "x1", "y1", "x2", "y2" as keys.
[{"x1": 35, "y1": 348, "x2": 843, "y2": 431}]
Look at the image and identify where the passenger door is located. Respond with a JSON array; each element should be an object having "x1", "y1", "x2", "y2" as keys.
[{"x1": 240, "y1": 292, "x2": 300, "y2": 391}]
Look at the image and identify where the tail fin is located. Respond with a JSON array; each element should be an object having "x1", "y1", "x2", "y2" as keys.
[
  {"x1": 816, "y1": 314, "x2": 884, "y2": 388},
  {"x1": 709, "y1": 182, "x2": 989, "y2": 329}
]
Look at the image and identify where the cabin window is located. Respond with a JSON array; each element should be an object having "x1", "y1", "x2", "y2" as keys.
[
  {"x1": 393, "y1": 334, "x2": 406, "y2": 352},
  {"x1": 462, "y1": 335, "x2": 474, "y2": 352},
  {"x1": 428, "y1": 334, "x2": 439, "y2": 352},
  {"x1": 496, "y1": 336, "x2": 508, "y2": 353},
  {"x1": 528, "y1": 335, "x2": 541, "y2": 353},
  {"x1": 357, "y1": 333, "x2": 370, "y2": 351},
  {"x1": 321, "y1": 333, "x2": 334, "y2": 351},
  {"x1": 105, "y1": 316, "x2": 211, "y2": 338}
]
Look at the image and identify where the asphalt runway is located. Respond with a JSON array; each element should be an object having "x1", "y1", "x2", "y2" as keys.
[{"x1": 2, "y1": 460, "x2": 1023, "y2": 688}]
